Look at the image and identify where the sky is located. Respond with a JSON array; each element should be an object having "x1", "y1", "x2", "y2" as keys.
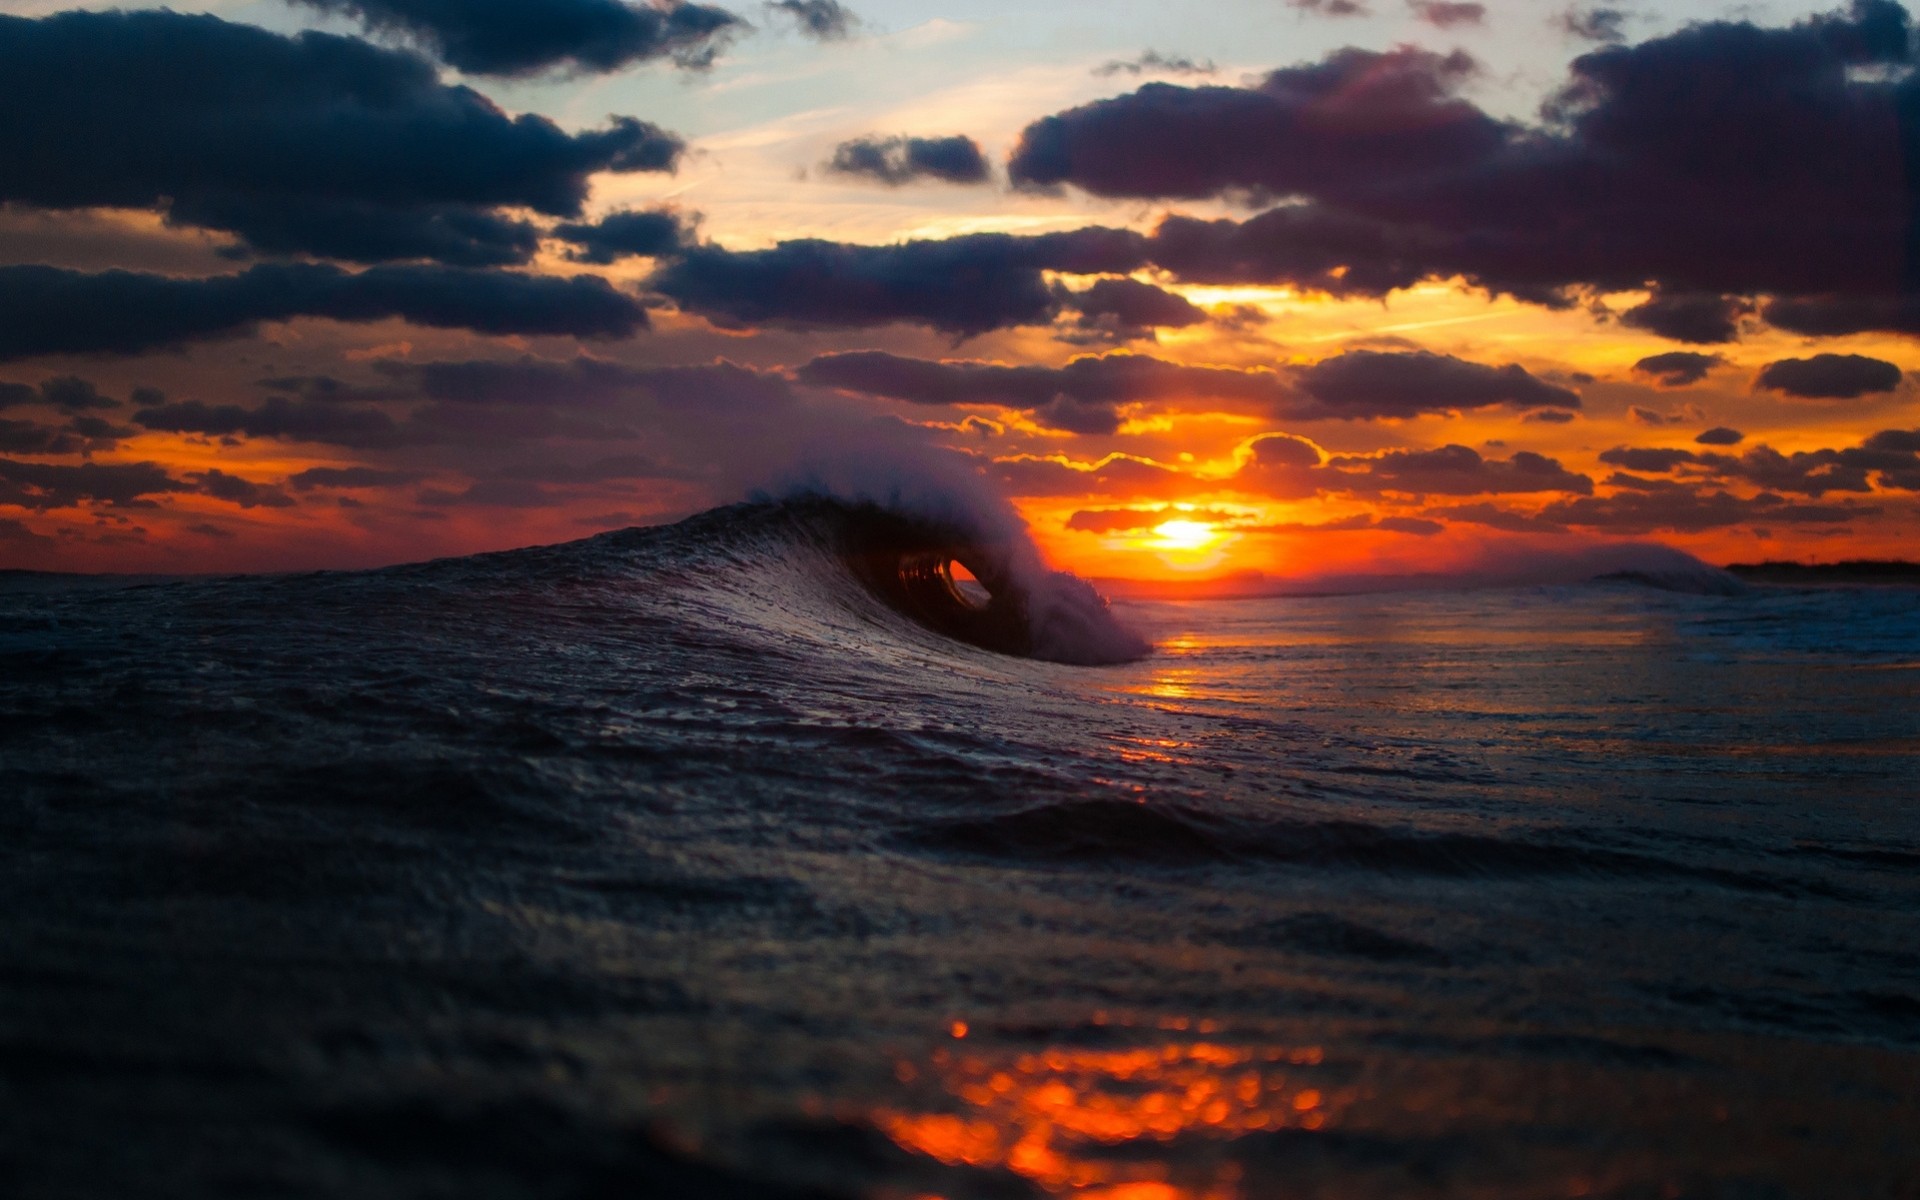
[{"x1": 1, "y1": 0, "x2": 1917, "y2": 581}]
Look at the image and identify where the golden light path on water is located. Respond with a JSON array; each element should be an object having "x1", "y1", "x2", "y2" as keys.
[{"x1": 875, "y1": 1018, "x2": 1338, "y2": 1200}]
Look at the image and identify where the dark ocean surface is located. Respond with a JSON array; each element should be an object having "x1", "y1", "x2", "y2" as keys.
[{"x1": 2, "y1": 499, "x2": 1917, "y2": 1199}]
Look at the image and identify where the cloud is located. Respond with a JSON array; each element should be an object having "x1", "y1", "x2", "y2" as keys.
[
  {"x1": 798, "y1": 350, "x2": 1293, "y2": 434},
  {"x1": 1236, "y1": 437, "x2": 1593, "y2": 498},
  {"x1": 0, "y1": 457, "x2": 190, "y2": 510},
  {"x1": 294, "y1": 0, "x2": 742, "y2": 75},
  {"x1": 1559, "y1": 6, "x2": 1630, "y2": 43},
  {"x1": 826, "y1": 135, "x2": 992, "y2": 186},
  {"x1": 0, "y1": 419, "x2": 83, "y2": 456},
  {"x1": 1598, "y1": 446, "x2": 1697, "y2": 473},
  {"x1": 1409, "y1": 1, "x2": 1487, "y2": 28},
  {"x1": 991, "y1": 453, "x2": 1189, "y2": 498},
  {"x1": 0, "y1": 263, "x2": 648, "y2": 361},
  {"x1": 1754, "y1": 353, "x2": 1904, "y2": 399},
  {"x1": 133, "y1": 397, "x2": 406, "y2": 449},
  {"x1": 1586, "y1": 427, "x2": 1920, "y2": 495},
  {"x1": 1325, "y1": 445, "x2": 1594, "y2": 496},
  {"x1": 1288, "y1": 0, "x2": 1372, "y2": 16},
  {"x1": 1633, "y1": 351, "x2": 1723, "y2": 387},
  {"x1": 554, "y1": 209, "x2": 699, "y2": 264},
  {"x1": 1253, "y1": 513, "x2": 1445, "y2": 535},
  {"x1": 1060, "y1": 278, "x2": 1208, "y2": 338},
  {"x1": 1537, "y1": 489, "x2": 1872, "y2": 532},
  {"x1": 1694, "y1": 426, "x2": 1745, "y2": 445},
  {"x1": 288, "y1": 466, "x2": 423, "y2": 490},
  {"x1": 0, "y1": 516, "x2": 50, "y2": 544},
  {"x1": 1094, "y1": 51, "x2": 1216, "y2": 77},
  {"x1": 1293, "y1": 350, "x2": 1581, "y2": 419},
  {"x1": 187, "y1": 468, "x2": 296, "y2": 509},
  {"x1": 1620, "y1": 292, "x2": 1751, "y2": 344},
  {"x1": 1761, "y1": 295, "x2": 1920, "y2": 337},
  {"x1": 768, "y1": 0, "x2": 858, "y2": 40},
  {"x1": 1064, "y1": 505, "x2": 1241, "y2": 533},
  {"x1": 1011, "y1": 47, "x2": 1497, "y2": 202},
  {"x1": 1006, "y1": 3, "x2": 1916, "y2": 318},
  {"x1": 402, "y1": 356, "x2": 793, "y2": 411},
  {"x1": 0, "y1": 10, "x2": 683, "y2": 265},
  {"x1": 796, "y1": 347, "x2": 1579, "y2": 429},
  {"x1": 647, "y1": 228, "x2": 1148, "y2": 337}
]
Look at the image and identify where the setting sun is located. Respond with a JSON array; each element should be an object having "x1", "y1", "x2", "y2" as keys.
[{"x1": 1148, "y1": 520, "x2": 1221, "y2": 552}]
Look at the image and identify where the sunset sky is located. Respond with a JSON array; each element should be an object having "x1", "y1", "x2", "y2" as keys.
[{"x1": 2, "y1": 0, "x2": 1917, "y2": 581}]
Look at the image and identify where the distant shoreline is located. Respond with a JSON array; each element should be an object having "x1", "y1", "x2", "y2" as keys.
[{"x1": 1723, "y1": 560, "x2": 1920, "y2": 586}]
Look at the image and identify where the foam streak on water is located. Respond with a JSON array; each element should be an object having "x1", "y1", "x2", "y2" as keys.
[{"x1": 0, "y1": 500, "x2": 1916, "y2": 1199}]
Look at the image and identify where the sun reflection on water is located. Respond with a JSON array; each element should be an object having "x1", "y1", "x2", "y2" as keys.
[{"x1": 876, "y1": 1023, "x2": 1336, "y2": 1199}]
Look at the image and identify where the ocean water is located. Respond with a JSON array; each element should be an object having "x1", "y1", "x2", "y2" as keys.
[{"x1": 1, "y1": 499, "x2": 1917, "y2": 1200}]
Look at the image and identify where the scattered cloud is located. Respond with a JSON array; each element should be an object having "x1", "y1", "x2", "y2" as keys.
[
  {"x1": 1755, "y1": 353, "x2": 1904, "y2": 400},
  {"x1": 768, "y1": 0, "x2": 858, "y2": 41},
  {"x1": 292, "y1": 0, "x2": 742, "y2": 75},
  {"x1": 0, "y1": 10, "x2": 683, "y2": 265},
  {"x1": 1633, "y1": 352, "x2": 1723, "y2": 387},
  {"x1": 826, "y1": 135, "x2": 992, "y2": 186},
  {"x1": 1409, "y1": 1, "x2": 1486, "y2": 29}
]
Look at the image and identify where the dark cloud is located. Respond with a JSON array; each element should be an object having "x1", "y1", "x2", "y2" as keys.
[
  {"x1": 133, "y1": 397, "x2": 405, "y2": 449},
  {"x1": 1559, "y1": 6, "x2": 1630, "y2": 43},
  {"x1": 0, "y1": 419, "x2": 83, "y2": 456},
  {"x1": 1237, "y1": 437, "x2": 1593, "y2": 498},
  {"x1": 1633, "y1": 351, "x2": 1723, "y2": 386},
  {"x1": 1010, "y1": 47, "x2": 1497, "y2": 202},
  {"x1": 1538, "y1": 489, "x2": 1871, "y2": 532},
  {"x1": 1289, "y1": 0, "x2": 1372, "y2": 16},
  {"x1": 0, "y1": 516, "x2": 50, "y2": 544},
  {"x1": 294, "y1": 0, "x2": 741, "y2": 75},
  {"x1": 1598, "y1": 446, "x2": 1697, "y2": 472},
  {"x1": 0, "y1": 10, "x2": 683, "y2": 265},
  {"x1": 1754, "y1": 353, "x2": 1905, "y2": 399},
  {"x1": 1761, "y1": 295, "x2": 1920, "y2": 337},
  {"x1": 826, "y1": 136, "x2": 992, "y2": 186},
  {"x1": 1695, "y1": 426, "x2": 1745, "y2": 445},
  {"x1": 1007, "y1": 4, "x2": 1917, "y2": 320},
  {"x1": 648, "y1": 229, "x2": 1148, "y2": 337},
  {"x1": 188, "y1": 468, "x2": 296, "y2": 509},
  {"x1": 1094, "y1": 51, "x2": 1216, "y2": 77},
  {"x1": 1064, "y1": 505, "x2": 1240, "y2": 533},
  {"x1": 797, "y1": 347, "x2": 1577, "y2": 429},
  {"x1": 0, "y1": 383, "x2": 36, "y2": 410},
  {"x1": 1586, "y1": 427, "x2": 1920, "y2": 496},
  {"x1": 256, "y1": 375, "x2": 411, "y2": 404},
  {"x1": 554, "y1": 209, "x2": 698, "y2": 264},
  {"x1": 1294, "y1": 350, "x2": 1582, "y2": 419},
  {"x1": 1620, "y1": 292, "x2": 1752, "y2": 344},
  {"x1": 1143, "y1": 206, "x2": 1473, "y2": 299},
  {"x1": 0, "y1": 458, "x2": 189, "y2": 511},
  {"x1": 0, "y1": 263, "x2": 647, "y2": 361},
  {"x1": 1626, "y1": 405, "x2": 1686, "y2": 426},
  {"x1": 404, "y1": 356, "x2": 792, "y2": 411},
  {"x1": 1061, "y1": 278, "x2": 1208, "y2": 337},
  {"x1": 991, "y1": 453, "x2": 1189, "y2": 498},
  {"x1": 1325, "y1": 445, "x2": 1594, "y2": 496},
  {"x1": 38, "y1": 377, "x2": 122, "y2": 412},
  {"x1": 798, "y1": 350, "x2": 1291, "y2": 434},
  {"x1": 1410, "y1": 1, "x2": 1487, "y2": 28},
  {"x1": 1252, "y1": 513, "x2": 1445, "y2": 535},
  {"x1": 288, "y1": 466, "x2": 423, "y2": 490},
  {"x1": 768, "y1": 0, "x2": 858, "y2": 40}
]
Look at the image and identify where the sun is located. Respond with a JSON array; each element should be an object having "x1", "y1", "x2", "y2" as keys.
[{"x1": 1148, "y1": 519, "x2": 1221, "y2": 551}]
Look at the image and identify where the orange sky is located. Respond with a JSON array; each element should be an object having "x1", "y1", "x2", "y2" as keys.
[{"x1": 2, "y1": 1, "x2": 1916, "y2": 581}]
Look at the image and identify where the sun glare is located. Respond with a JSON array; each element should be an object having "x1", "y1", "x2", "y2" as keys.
[{"x1": 1148, "y1": 520, "x2": 1220, "y2": 551}]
